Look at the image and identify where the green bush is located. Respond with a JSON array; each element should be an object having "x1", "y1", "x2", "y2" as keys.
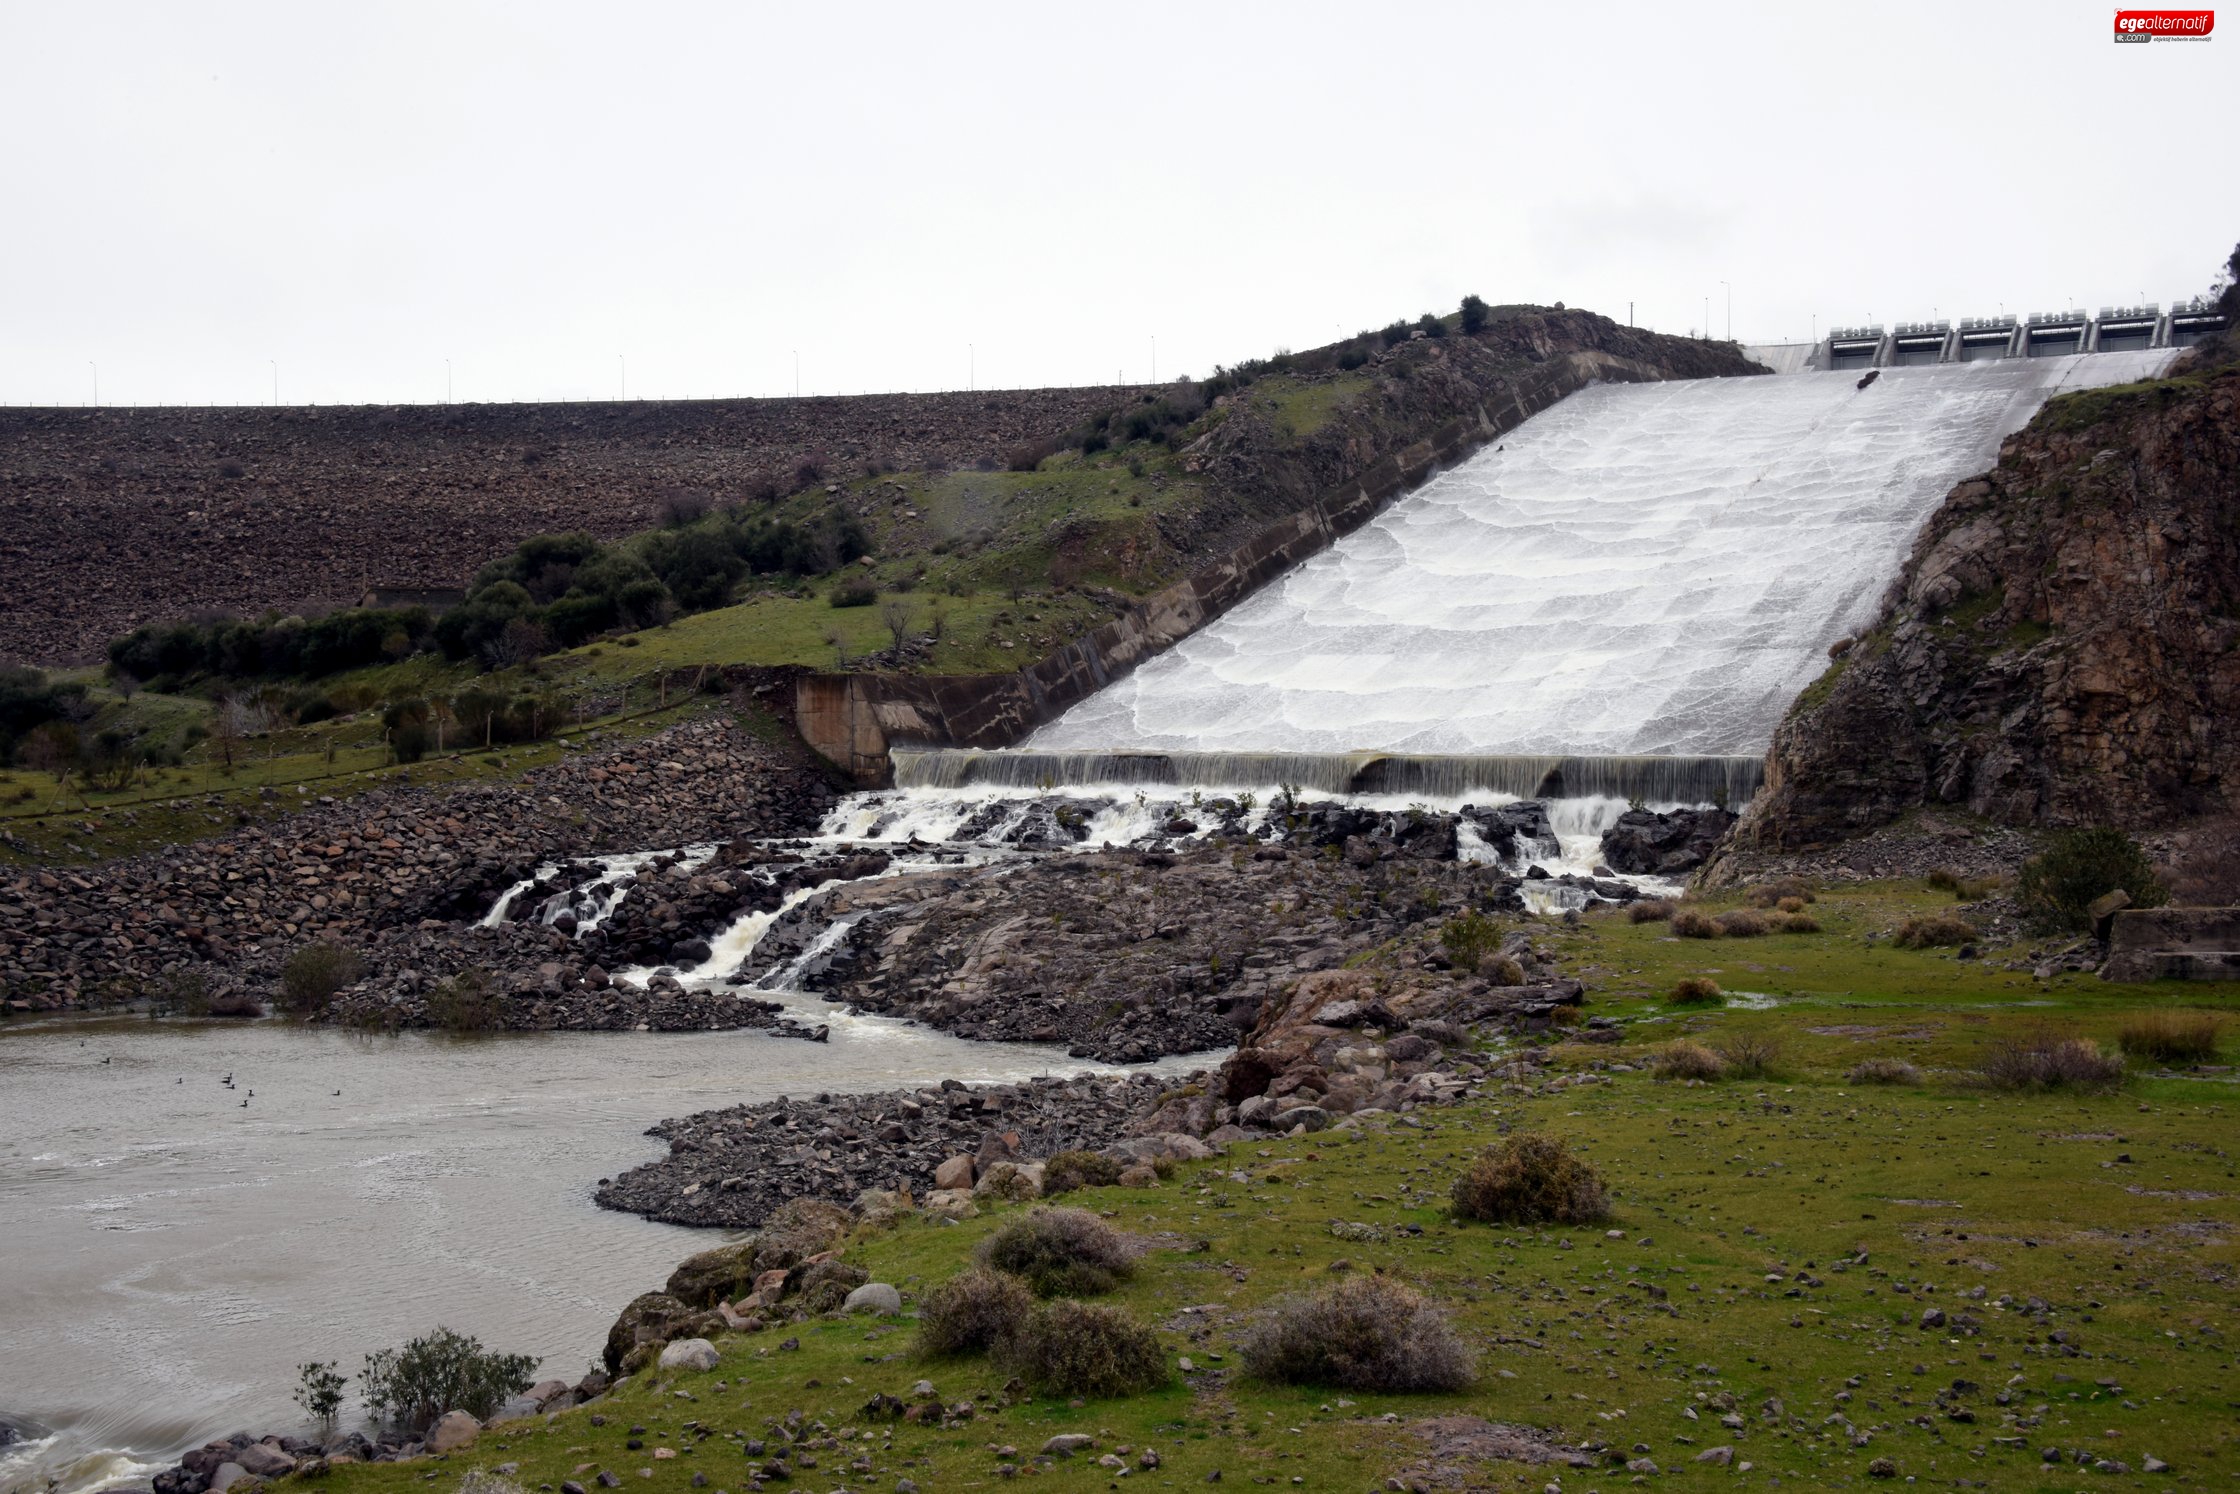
[
  {"x1": 976, "y1": 1207, "x2": 1137, "y2": 1297},
  {"x1": 359, "y1": 1326, "x2": 536, "y2": 1430},
  {"x1": 995, "y1": 1300, "x2": 1167, "y2": 1399},
  {"x1": 1438, "y1": 912, "x2": 1503, "y2": 974},
  {"x1": 427, "y1": 967, "x2": 503, "y2": 1032},
  {"x1": 915, "y1": 1267, "x2": 1035, "y2": 1357},
  {"x1": 2018, "y1": 829, "x2": 2168, "y2": 932},
  {"x1": 278, "y1": 941, "x2": 364, "y2": 1016},
  {"x1": 1040, "y1": 1149, "x2": 1126, "y2": 1196},
  {"x1": 1238, "y1": 1276, "x2": 1473, "y2": 1392},
  {"x1": 1459, "y1": 294, "x2": 1490, "y2": 335},
  {"x1": 829, "y1": 577, "x2": 878, "y2": 608},
  {"x1": 1451, "y1": 1133, "x2": 1607, "y2": 1225}
]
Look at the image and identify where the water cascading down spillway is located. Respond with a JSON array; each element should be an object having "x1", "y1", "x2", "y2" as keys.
[{"x1": 902, "y1": 350, "x2": 2178, "y2": 810}]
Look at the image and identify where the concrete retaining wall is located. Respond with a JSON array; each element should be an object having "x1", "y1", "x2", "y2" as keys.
[
  {"x1": 2102, "y1": 907, "x2": 2240, "y2": 983},
  {"x1": 796, "y1": 350, "x2": 1678, "y2": 784}
]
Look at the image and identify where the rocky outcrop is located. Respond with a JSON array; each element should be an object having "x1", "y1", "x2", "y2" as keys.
[
  {"x1": 0, "y1": 388, "x2": 1135, "y2": 666},
  {"x1": 1735, "y1": 366, "x2": 2240, "y2": 850},
  {"x1": 1599, "y1": 806, "x2": 1735, "y2": 876}
]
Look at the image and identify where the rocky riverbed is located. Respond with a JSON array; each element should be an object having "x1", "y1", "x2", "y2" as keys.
[{"x1": 0, "y1": 713, "x2": 839, "y2": 1023}]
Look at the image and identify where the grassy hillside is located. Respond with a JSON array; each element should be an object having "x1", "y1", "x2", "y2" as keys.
[{"x1": 299, "y1": 881, "x2": 2237, "y2": 1493}]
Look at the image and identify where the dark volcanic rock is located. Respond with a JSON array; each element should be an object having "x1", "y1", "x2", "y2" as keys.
[{"x1": 1599, "y1": 807, "x2": 1735, "y2": 875}]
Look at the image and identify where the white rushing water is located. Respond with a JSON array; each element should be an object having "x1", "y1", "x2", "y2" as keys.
[{"x1": 1031, "y1": 351, "x2": 2176, "y2": 758}]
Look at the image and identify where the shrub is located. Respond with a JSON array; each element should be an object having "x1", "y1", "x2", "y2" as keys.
[
  {"x1": 1653, "y1": 1040, "x2": 1727, "y2": 1081},
  {"x1": 1894, "y1": 915, "x2": 1976, "y2": 949},
  {"x1": 1040, "y1": 1150, "x2": 1126, "y2": 1196},
  {"x1": 427, "y1": 967, "x2": 504, "y2": 1032},
  {"x1": 829, "y1": 577, "x2": 877, "y2": 609},
  {"x1": 392, "y1": 721, "x2": 432, "y2": 763},
  {"x1": 1438, "y1": 912, "x2": 1502, "y2": 973},
  {"x1": 1776, "y1": 896, "x2": 1808, "y2": 914},
  {"x1": 1482, "y1": 954, "x2": 1526, "y2": 986},
  {"x1": 1237, "y1": 1276, "x2": 1474, "y2": 1392},
  {"x1": 2116, "y1": 1010, "x2": 2222, "y2": 1064},
  {"x1": 2018, "y1": 829, "x2": 2168, "y2": 933},
  {"x1": 278, "y1": 941, "x2": 364, "y2": 1016},
  {"x1": 1976, "y1": 1031, "x2": 2125, "y2": 1091},
  {"x1": 995, "y1": 1299, "x2": 1167, "y2": 1398},
  {"x1": 1670, "y1": 977, "x2": 1724, "y2": 1005},
  {"x1": 1777, "y1": 912, "x2": 1822, "y2": 933},
  {"x1": 1451, "y1": 1133, "x2": 1606, "y2": 1225},
  {"x1": 976, "y1": 1207, "x2": 1137, "y2": 1297},
  {"x1": 295, "y1": 1360, "x2": 347, "y2": 1429},
  {"x1": 1928, "y1": 868, "x2": 2002, "y2": 901},
  {"x1": 206, "y1": 989, "x2": 266, "y2": 1018},
  {"x1": 1745, "y1": 878, "x2": 1816, "y2": 908},
  {"x1": 359, "y1": 1326, "x2": 536, "y2": 1430},
  {"x1": 1671, "y1": 910, "x2": 1720, "y2": 939},
  {"x1": 1713, "y1": 1032, "x2": 1784, "y2": 1079},
  {"x1": 917, "y1": 1267, "x2": 1035, "y2": 1357},
  {"x1": 1459, "y1": 294, "x2": 1490, "y2": 335},
  {"x1": 1847, "y1": 1056, "x2": 1922, "y2": 1086},
  {"x1": 1628, "y1": 899, "x2": 1674, "y2": 924},
  {"x1": 1715, "y1": 909, "x2": 1768, "y2": 938}
]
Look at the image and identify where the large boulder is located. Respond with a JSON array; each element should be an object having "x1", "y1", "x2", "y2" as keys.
[
  {"x1": 666, "y1": 1239, "x2": 762, "y2": 1310},
  {"x1": 843, "y1": 1282, "x2": 903, "y2": 1315},
  {"x1": 751, "y1": 1198, "x2": 853, "y2": 1272},
  {"x1": 791, "y1": 1258, "x2": 870, "y2": 1312},
  {"x1": 232, "y1": 1444, "x2": 296, "y2": 1478},
  {"x1": 1599, "y1": 807, "x2": 1735, "y2": 876},
  {"x1": 603, "y1": 1291, "x2": 698, "y2": 1374},
  {"x1": 426, "y1": 1412, "x2": 481, "y2": 1454},
  {"x1": 657, "y1": 1338, "x2": 720, "y2": 1372}
]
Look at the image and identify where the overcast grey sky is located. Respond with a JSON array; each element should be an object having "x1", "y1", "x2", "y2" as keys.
[{"x1": 3, "y1": 0, "x2": 2232, "y2": 408}]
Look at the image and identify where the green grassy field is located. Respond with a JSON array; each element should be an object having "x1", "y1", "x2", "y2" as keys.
[{"x1": 301, "y1": 885, "x2": 2239, "y2": 1494}]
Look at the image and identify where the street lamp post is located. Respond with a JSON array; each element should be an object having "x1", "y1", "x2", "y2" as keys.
[
  {"x1": 89, "y1": 362, "x2": 98, "y2": 407},
  {"x1": 1721, "y1": 281, "x2": 1731, "y2": 341}
]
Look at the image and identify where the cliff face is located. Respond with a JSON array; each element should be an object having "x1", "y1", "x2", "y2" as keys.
[{"x1": 1736, "y1": 364, "x2": 2240, "y2": 850}]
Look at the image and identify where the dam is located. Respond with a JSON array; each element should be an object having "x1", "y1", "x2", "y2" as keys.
[{"x1": 898, "y1": 349, "x2": 2175, "y2": 799}]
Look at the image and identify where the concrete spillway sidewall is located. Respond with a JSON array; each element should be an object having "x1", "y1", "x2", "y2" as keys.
[{"x1": 794, "y1": 350, "x2": 1683, "y2": 785}]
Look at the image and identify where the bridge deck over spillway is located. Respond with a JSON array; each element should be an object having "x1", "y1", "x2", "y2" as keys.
[{"x1": 1019, "y1": 351, "x2": 2174, "y2": 765}]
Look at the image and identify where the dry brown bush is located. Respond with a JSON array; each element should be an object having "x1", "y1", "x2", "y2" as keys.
[
  {"x1": 996, "y1": 1299, "x2": 1168, "y2": 1398},
  {"x1": 1482, "y1": 954, "x2": 1526, "y2": 986},
  {"x1": 1715, "y1": 909, "x2": 1769, "y2": 938},
  {"x1": 1652, "y1": 1040, "x2": 1727, "y2": 1081},
  {"x1": 1039, "y1": 1150, "x2": 1126, "y2": 1196},
  {"x1": 1976, "y1": 1031, "x2": 2124, "y2": 1091},
  {"x1": 1450, "y1": 1134, "x2": 1608, "y2": 1225},
  {"x1": 1237, "y1": 1276, "x2": 1474, "y2": 1392},
  {"x1": 1746, "y1": 878, "x2": 1816, "y2": 908},
  {"x1": 916, "y1": 1268, "x2": 1035, "y2": 1357},
  {"x1": 1777, "y1": 912, "x2": 1823, "y2": 933},
  {"x1": 1670, "y1": 977, "x2": 1724, "y2": 1005},
  {"x1": 1713, "y1": 1032, "x2": 1784, "y2": 1079},
  {"x1": 976, "y1": 1207, "x2": 1138, "y2": 1297},
  {"x1": 1847, "y1": 1056, "x2": 1922, "y2": 1086},
  {"x1": 1895, "y1": 915, "x2": 1978, "y2": 949},
  {"x1": 1671, "y1": 910, "x2": 1720, "y2": 939},
  {"x1": 1628, "y1": 899, "x2": 1675, "y2": 924},
  {"x1": 1776, "y1": 896, "x2": 1808, "y2": 914},
  {"x1": 2116, "y1": 1010, "x2": 2223, "y2": 1064}
]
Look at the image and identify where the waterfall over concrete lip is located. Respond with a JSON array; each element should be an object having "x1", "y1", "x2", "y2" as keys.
[{"x1": 891, "y1": 747, "x2": 1760, "y2": 806}]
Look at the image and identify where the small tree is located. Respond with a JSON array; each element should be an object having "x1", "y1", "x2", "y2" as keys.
[
  {"x1": 295, "y1": 1361, "x2": 347, "y2": 1431},
  {"x1": 2018, "y1": 828, "x2": 2168, "y2": 932},
  {"x1": 361, "y1": 1326, "x2": 536, "y2": 1430},
  {"x1": 879, "y1": 597, "x2": 916, "y2": 651},
  {"x1": 1459, "y1": 294, "x2": 1490, "y2": 335},
  {"x1": 279, "y1": 941, "x2": 365, "y2": 1016}
]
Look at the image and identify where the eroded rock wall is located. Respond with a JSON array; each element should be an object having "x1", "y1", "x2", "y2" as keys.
[{"x1": 1735, "y1": 365, "x2": 2240, "y2": 850}]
